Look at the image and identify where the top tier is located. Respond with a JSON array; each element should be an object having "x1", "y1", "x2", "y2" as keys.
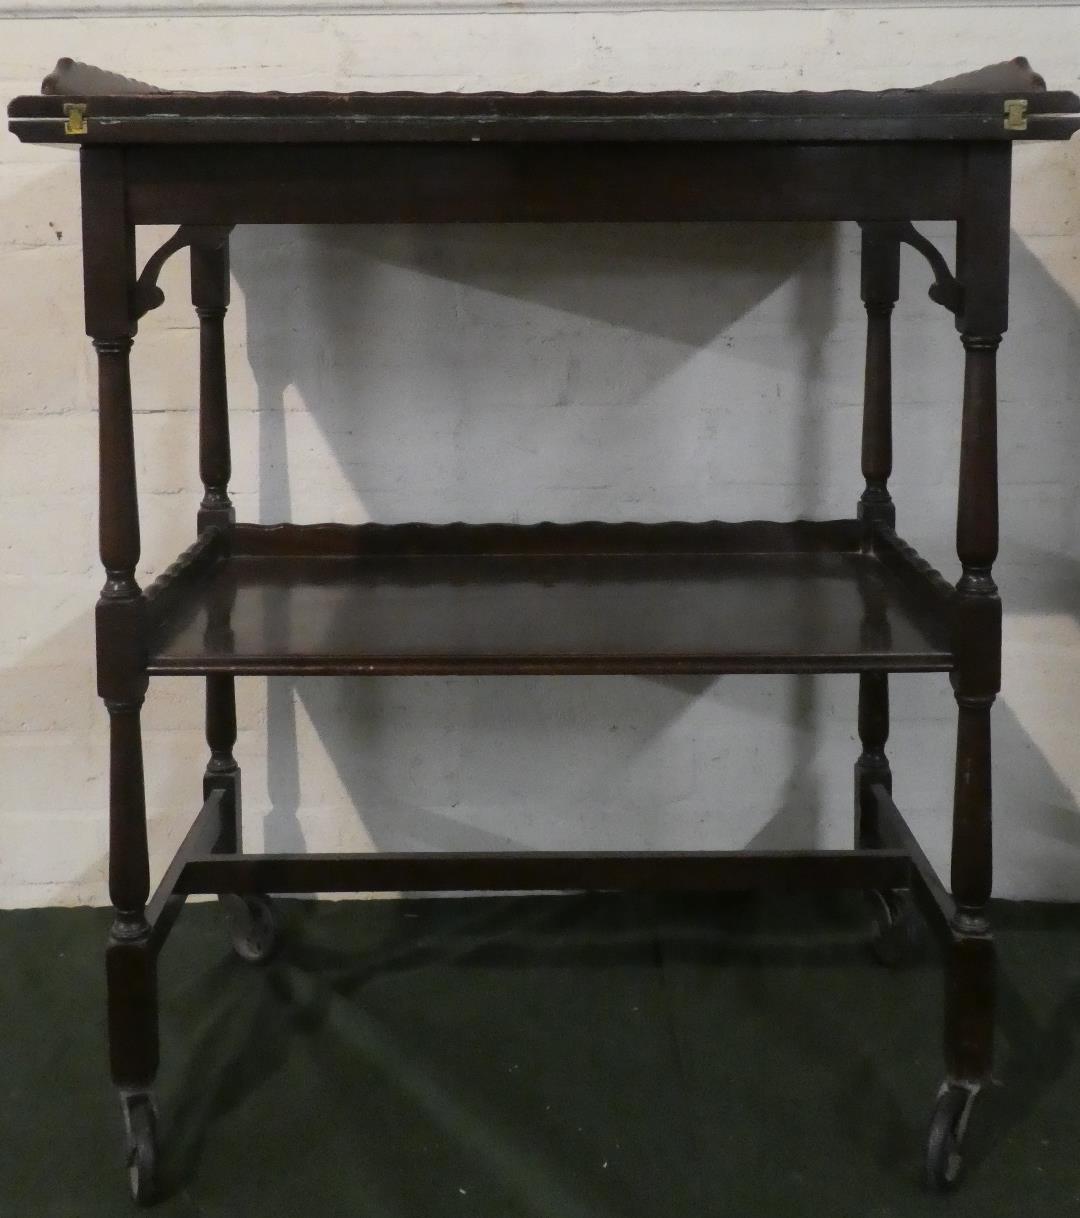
[{"x1": 8, "y1": 55, "x2": 1080, "y2": 145}]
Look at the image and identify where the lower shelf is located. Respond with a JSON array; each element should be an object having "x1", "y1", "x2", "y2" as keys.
[{"x1": 144, "y1": 519, "x2": 954, "y2": 676}]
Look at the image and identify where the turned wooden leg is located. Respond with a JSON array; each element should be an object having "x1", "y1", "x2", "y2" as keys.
[
  {"x1": 926, "y1": 330, "x2": 1002, "y2": 1190},
  {"x1": 855, "y1": 672, "x2": 891, "y2": 848},
  {"x1": 944, "y1": 146, "x2": 1007, "y2": 1079},
  {"x1": 190, "y1": 233, "x2": 278, "y2": 960},
  {"x1": 96, "y1": 335, "x2": 157, "y2": 1093},
  {"x1": 205, "y1": 675, "x2": 241, "y2": 852},
  {"x1": 106, "y1": 701, "x2": 158, "y2": 1088},
  {"x1": 192, "y1": 235, "x2": 241, "y2": 850},
  {"x1": 946, "y1": 333, "x2": 1002, "y2": 1083},
  {"x1": 85, "y1": 149, "x2": 160, "y2": 1203},
  {"x1": 191, "y1": 235, "x2": 234, "y2": 536},
  {"x1": 855, "y1": 226, "x2": 899, "y2": 846},
  {"x1": 96, "y1": 341, "x2": 160, "y2": 1200},
  {"x1": 857, "y1": 223, "x2": 900, "y2": 531},
  {"x1": 924, "y1": 146, "x2": 1009, "y2": 1189}
]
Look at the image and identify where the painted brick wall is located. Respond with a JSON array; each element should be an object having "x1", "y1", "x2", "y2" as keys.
[{"x1": 2, "y1": 8, "x2": 1080, "y2": 906}]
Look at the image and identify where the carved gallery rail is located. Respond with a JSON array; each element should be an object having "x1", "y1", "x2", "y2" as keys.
[{"x1": 9, "y1": 54, "x2": 1080, "y2": 1205}]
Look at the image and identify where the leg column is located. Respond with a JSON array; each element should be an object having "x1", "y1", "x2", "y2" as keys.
[
  {"x1": 191, "y1": 236, "x2": 234, "y2": 535},
  {"x1": 205, "y1": 676, "x2": 241, "y2": 851},
  {"x1": 855, "y1": 672, "x2": 891, "y2": 847},
  {"x1": 96, "y1": 333, "x2": 160, "y2": 1202},
  {"x1": 95, "y1": 335, "x2": 157, "y2": 1090},
  {"x1": 947, "y1": 333, "x2": 1001, "y2": 1084},
  {"x1": 857, "y1": 223, "x2": 900, "y2": 531},
  {"x1": 191, "y1": 237, "x2": 242, "y2": 851},
  {"x1": 946, "y1": 141, "x2": 1009, "y2": 1087},
  {"x1": 927, "y1": 144, "x2": 1010, "y2": 1189},
  {"x1": 84, "y1": 148, "x2": 159, "y2": 1203},
  {"x1": 191, "y1": 234, "x2": 279, "y2": 962},
  {"x1": 926, "y1": 333, "x2": 1001, "y2": 1190},
  {"x1": 855, "y1": 224, "x2": 900, "y2": 847},
  {"x1": 105, "y1": 700, "x2": 158, "y2": 1094}
]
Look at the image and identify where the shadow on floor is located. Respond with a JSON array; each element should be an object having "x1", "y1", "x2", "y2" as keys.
[{"x1": 4, "y1": 893, "x2": 1080, "y2": 1218}]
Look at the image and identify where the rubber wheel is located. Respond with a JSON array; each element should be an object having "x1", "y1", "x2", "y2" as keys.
[
  {"x1": 220, "y1": 893, "x2": 281, "y2": 964},
  {"x1": 925, "y1": 1084, "x2": 976, "y2": 1191},
  {"x1": 122, "y1": 1093, "x2": 158, "y2": 1206},
  {"x1": 867, "y1": 888, "x2": 925, "y2": 967}
]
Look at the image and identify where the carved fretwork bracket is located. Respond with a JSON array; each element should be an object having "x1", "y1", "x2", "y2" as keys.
[
  {"x1": 859, "y1": 221, "x2": 962, "y2": 316},
  {"x1": 133, "y1": 225, "x2": 233, "y2": 321}
]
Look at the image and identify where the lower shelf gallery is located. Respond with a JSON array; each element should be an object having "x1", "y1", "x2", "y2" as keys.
[{"x1": 143, "y1": 517, "x2": 956, "y2": 677}]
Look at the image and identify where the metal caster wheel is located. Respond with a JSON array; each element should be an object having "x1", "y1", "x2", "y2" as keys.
[
  {"x1": 120, "y1": 1091, "x2": 159, "y2": 1206},
  {"x1": 925, "y1": 1082, "x2": 978, "y2": 1191},
  {"x1": 867, "y1": 887, "x2": 925, "y2": 966},
  {"x1": 220, "y1": 893, "x2": 281, "y2": 963}
]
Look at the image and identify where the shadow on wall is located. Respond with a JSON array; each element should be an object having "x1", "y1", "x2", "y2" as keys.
[
  {"x1": 0, "y1": 194, "x2": 1079, "y2": 901},
  {"x1": 222, "y1": 221, "x2": 1080, "y2": 880},
  {"x1": 5, "y1": 173, "x2": 1080, "y2": 904},
  {"x1": 231, "y1": 222, "x2": 844, "y2": 858},
  {"x1": 3, "y1": 213, "x2": 1067, "y2": 901},
  {"x1": 988, "y1": 236, "x2": 1080, "y2": 616}
]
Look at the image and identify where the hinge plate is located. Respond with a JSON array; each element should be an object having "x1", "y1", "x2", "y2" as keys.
[
  {"x1": 1003, "y1": 99, "x2": 1028, "y2": 133},
  {"x1": 63, "y1": 103, "x2": 87, "y2": 136}
]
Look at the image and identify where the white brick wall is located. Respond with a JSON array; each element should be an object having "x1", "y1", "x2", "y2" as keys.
[{"x1": 2, "y1": 8, "x2": 1080, "y2": 906}]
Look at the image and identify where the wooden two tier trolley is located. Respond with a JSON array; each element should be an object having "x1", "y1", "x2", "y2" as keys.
[{"x1": 10, "y1": 54, "x2": 1080, "y2": 1204}]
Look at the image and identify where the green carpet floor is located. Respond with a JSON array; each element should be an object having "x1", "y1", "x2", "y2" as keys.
[{"x1": 3, "y1": 893, "x2": 1080, "y2": 1217}]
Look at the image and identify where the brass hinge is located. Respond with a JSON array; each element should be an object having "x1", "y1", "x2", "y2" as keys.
[
  {"x1": 63, "y1": 103, "x2": 87, "y2": 136},
  {"x1": 1003, "y1": 98, "x2": 1028, "y2": 132}
]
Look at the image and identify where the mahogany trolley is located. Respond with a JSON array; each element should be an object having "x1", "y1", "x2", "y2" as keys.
[{"x1": 9, "y1": 54, "x2": 1080, "y2": 1204}]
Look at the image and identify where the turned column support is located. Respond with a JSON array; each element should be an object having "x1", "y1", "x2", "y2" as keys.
[
  {"x1": 191, "y1": 236, "x2": 235, "y2": 534},
  {"x1": 955, "y1": 337, "x2": 1001, "y2": 597},
  {"x1": 205, "y1": 675, "x2": 241, "y2": 853},
  {"x1": 855, "y1": 672, "x2": 891, "y2": 848},
  {"x1": 83, "y1": 149, "x2": 152, "y2": 963},
  {"x1": 854, "y1": 227, "x2": 899, "y2": 848},
  {"x1": 950, "y1": 334, "x2": 1002, "y2": 938},
  {"x1": 95, "y1": 336, "x2": 141, "y2": 600},
  {"x1": 858, "y1": 225, "x2": 900, "y2": 530},
  {"x1": 107, "y1": 700, "x2": 150, "y2": 939},
  {"x1": 189, "y1": 236, "x2": 241, "y2": 847},
  {"x1": 946, "y1": 145, "x2": 1010, "y2": 943}
]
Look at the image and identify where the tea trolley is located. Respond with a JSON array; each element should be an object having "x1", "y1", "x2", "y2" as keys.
[{"x1": 9, "y1": 54, "x2": 1080, "y2": 1204}]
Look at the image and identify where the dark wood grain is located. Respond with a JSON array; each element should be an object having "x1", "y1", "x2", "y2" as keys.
[
  {"x1": 871, "y1": 783, "x2": 955, "y2": 937},
  {"x1": 107, "y1": 704, "x2": 149, "y2": 927},
  {"x1": 945, "y1": 932, "x2": 996, "y2": 1085},
  {"x1": 204, "y1": 675, "x2": 240, "y2": 855},
  {"x1": 955, "y1": 340, "x2": 1001, "y2": 590},
  {"x1": 30, "y1": 62, "x2": 1056, "y2": 1191},
  {"x1": 935, "y1": 141, "x2": 1009, "y2": 1099},
  {"x1": 191, "y1": 237, "x2": 234, "y2": 532},
  {"x1": 10, "y1": 74, "x2": 1080, "y2": 145},
  {"x1": 855, "y1": 673, "x2": 892, "y2": 848},
  {"x1": 858, "y1": 224, "x2": 901, "y2": 529},
  {"x1": 79, "y1": 148, "x2": 134, "y2": 340},
  {"x1": 144, "y1": 790, "x2": 229, "y2": 952},
  {"x1": 854, "y1": 227, "x2": 899, "y2": 853},
  {"x1": 190, "y1": 236, "x2": 241, "y2": 857},
  {"x1": 94, "y1": 340, "x2": 140, "y2": 597},
  {"x1": 105, "y1": 934, "x2": 158, "y2": 1089},
  {"x1": 177, "y1": 849, "x2": 912, "y2": 896},
  {"x1": 232, "y1": 518, "x2": 862, "y2": 556},
  {"x1": 123, "y1": 143, "x2": 969, "y2": 226},
  {"x1": 144, "y1": 522, "x2": 953, "y2": 676}
]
